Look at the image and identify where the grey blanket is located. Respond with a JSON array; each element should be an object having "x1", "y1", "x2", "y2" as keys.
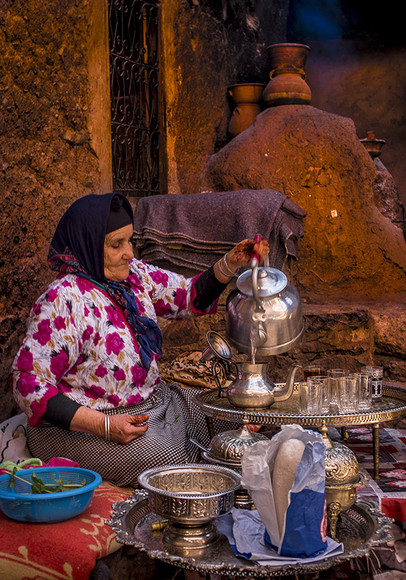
[{"x1": 133, "y1": 189, "x2": 306, "y2": 272}]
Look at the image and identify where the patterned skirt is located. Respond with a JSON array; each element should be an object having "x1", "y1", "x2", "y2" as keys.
[{"x1": 26, "y1": 383, "x2": 234, "y2": 487}]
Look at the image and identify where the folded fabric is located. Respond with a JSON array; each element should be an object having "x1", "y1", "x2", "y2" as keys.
[
  {"x1": 216, "y1": 508, "x2": 344, "y2": 567},
  {"x1": 133, "y1": 190, "x2": 306, "y2": 272}
]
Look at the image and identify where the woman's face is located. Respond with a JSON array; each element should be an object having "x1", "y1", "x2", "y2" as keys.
[{"x1": 104, "y1": 224, "x2": 134, "y2": 281}]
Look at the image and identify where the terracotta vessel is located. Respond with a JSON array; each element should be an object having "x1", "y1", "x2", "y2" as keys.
[
  {"x1": 263, "y1": 43, "x2": 311, "y2": 107},
  {"x1": 228, "y1": 83, "x2": 265, "y2": 139},
  {"x1": 360, "y1": 131, "x2": 386, "y2": 158}
]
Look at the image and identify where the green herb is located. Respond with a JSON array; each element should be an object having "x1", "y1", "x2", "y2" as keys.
[
  {"x1": 6, "y1": 468, "x2": 86, "y2": 494},
  {"x1": 162, "y1": 413, "x2": 180, "y2": 427}
]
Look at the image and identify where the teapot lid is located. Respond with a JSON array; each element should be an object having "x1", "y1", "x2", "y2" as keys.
[{"x1": 237, "y1": 266, "x2": 288, "y2": 297}]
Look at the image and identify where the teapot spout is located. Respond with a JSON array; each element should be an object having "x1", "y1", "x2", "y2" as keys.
[{"x1": 273, "y1": 364, "x2": 302, "y2": 402}]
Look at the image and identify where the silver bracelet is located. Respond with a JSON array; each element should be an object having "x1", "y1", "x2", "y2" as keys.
[
  {"x1": 104, "y1": 414, "x2": 110, "y2": 441},
  {"x1": 222, "y1": 254, "x2": 237, "y2": 277},
  {"x1": 217, "y1": 258, "x2": 234, "y2": 280}
]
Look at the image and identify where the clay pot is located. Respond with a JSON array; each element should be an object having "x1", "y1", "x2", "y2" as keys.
[
  {"x1": 263, "y1": 43, "x2": 312, "y2": 107},
  {"x1": 360, "y1": 131, "x2": 386, "y2": 158},
  {"x1": 228, "y1": 83, "x2": 265, "y2": 139}
]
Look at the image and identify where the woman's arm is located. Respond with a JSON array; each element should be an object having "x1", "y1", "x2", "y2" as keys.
[
  {"x1": 69, "y1": 406, "x2": 149, "y2": 444},
  {"x1": 193, "y1": 238, "x2": 270, "y2": 311},
  {"x1": 12, "y1": 283, "x2": 82, "y2": 426}
]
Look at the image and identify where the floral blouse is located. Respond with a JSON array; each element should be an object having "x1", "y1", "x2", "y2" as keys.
[{"x1": 12, "y1": 259, "x2": 216, "y2": 427}]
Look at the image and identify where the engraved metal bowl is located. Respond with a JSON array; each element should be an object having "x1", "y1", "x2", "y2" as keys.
[
  {"x1": 138, "y1": 464, "x2": 241, "y2": 525},
  {"x1": 325, "y1": 441, "x2": 359, "y2": 486},
  {"x1": 207, "y1": 422, "x2": 269, "y2": 467}
]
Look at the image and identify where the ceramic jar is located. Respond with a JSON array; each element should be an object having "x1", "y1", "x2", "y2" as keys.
[
  {"x1": 263, "y1": 43, "x2": 312, "y2": 107},
  {"x1": 228, "y1": 83, "x2": 265, "y2": 139}
]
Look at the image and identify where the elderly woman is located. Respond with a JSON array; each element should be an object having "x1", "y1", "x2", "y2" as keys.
[{"x1": 12, "y1": 193, "x2": 269, "y2": 487}]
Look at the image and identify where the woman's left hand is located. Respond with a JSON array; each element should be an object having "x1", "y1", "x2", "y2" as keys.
[{"x1": 226, "y1": 238, "x2": 270, "y2": 271}]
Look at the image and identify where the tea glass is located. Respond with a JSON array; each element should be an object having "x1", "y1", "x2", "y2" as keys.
[
  {"x1": 340, "y1": 375, "x2": 359, "y2": 413},
  {"x1": 361, "y1": 366, "x2": 383, "y2": 400},
  {"x1": 307, "y1": 375, "x2": 329, "y2": 414},
  {"x1": 299, "y1": 380, "x2": 323, "y2": 415},
  {"x1": 357, "y1": 373, "x2": 373, "y2": 411},
  {"x1": 327, "y1": 369, "x2": 347, "y2": 412}
]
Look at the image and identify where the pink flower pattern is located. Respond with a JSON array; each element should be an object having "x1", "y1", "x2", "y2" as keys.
[
  {"x1": 46, "y1": 288, "x2": 58, "y2": 302},
  {"x1": 12, "y1": 259, "x2": 215, "y2": 424},
  {"x1": 95, "y1": 364, "x2": 108, "y2": 378},
  {"x1": 154, "y1": 299, "x2": 172, "y2": 316},
  {"x1": 85, "y1": 384, "x2": 106, "y2": 399},
  {"x1": 17, "y1": 374, "x2": 38, "y2": 396},
  {"x1": 131, "y1": 364, "x2": 147, "y2": 387},
  {"x1": 54, "y1": 316, "x2": 66, "y2": 331},
  {"x1": 113, "y1": 368, "x2": 126, "y2": 381},
  {"x1": 105, "y1": 305, "x2": 125, "y2": 328},
  {"x1": 150, "y1": 270, "x2": 169, "y2": 286},
  {"x1": 107, "y1": 393, "x2": 121, "y2": 406},
  {"x1": 50, "y1": 350, "x2": 69, "y2": 378},
  {"x1": 105, "y1": 332, "x2": 124, "y2": 356},
  {"x1": 33, "y1": 319, "x2": 52, "y2": 346},
  {"x1": 126, "y1": 393, "x2": 142, "y2": 406},
  {"x1": 16, "y1": 348, "x2": 33, "y2": 372},
  {"x1": 174, "y1": 288, "x2": 187, "y2": 311}
]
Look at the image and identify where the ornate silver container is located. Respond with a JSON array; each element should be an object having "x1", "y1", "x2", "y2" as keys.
[
  {"x1": 206, "y1": 421, "x2": 269, "y2": 466},
  {"x1": 138, "y1": 464, "x2": 241, "y2": 553},
  {"x1": 325, "y1": 441, "x2": 359, "y2": 486},
  {"x1": 324, "y1": 440, "x2": 369, "y2": 541}
]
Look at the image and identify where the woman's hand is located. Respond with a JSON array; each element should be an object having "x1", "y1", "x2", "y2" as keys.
[
  {"x1": 70, "y1": 406, "x2": 148, "y2": 444},
  {"x1": 227, "y1": 238, "x2": 270, "y2": 270},
  {"x1": 213, "y1": 238, "x2": 270, "y2": 284},
  {"x1": 109, "y1": 413, "x2": 149, "y2": 444}
]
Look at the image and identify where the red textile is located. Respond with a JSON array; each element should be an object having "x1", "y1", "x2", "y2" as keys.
[
  {"x1": 0, "y1": 480, "x2": 133, "y2": 579},
  {"x1": 346, "y1": 426, "x2": 406, "y2": 521}
]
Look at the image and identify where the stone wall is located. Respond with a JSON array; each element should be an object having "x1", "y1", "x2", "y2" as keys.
[{"x1": 0, "y1": 0, "x2": 111, "y2": 420}]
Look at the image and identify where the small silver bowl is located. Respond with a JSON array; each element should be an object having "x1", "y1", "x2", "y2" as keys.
[
  {"x1": 138, "y1": 463, "x2": 241, "y2": 524},
  {"x1": 138, "y1": 464, "x2": 241, "y2": 552}
]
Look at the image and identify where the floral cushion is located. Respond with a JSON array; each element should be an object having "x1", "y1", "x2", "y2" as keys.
[{"x1": 0, "y1": 480, "x2": 133, "y2": 579}]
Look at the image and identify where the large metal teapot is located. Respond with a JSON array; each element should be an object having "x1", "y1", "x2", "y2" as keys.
[{"x1": 226, "y1": 252, "x2": 304, "y2": 357}]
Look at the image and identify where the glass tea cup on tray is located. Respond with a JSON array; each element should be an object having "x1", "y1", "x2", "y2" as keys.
[
  {"x1": 299, "y1": 379, "x2": 323, "y2": 415},
  {"x1": 361, "y1": 366, "x2": 383, "y2": 400},
  {"x1": 326, "y1": 369, "x2": 347, "y2": 413},
  {"x1": 356, "y1": 372, "x2": 373, "y2": 411},
  {"x1": 304, "y1": 375, "x2": 330, "y2": 414},
  {"x1": 339, "y1": 374, "x2": 359, "y2": 413}
]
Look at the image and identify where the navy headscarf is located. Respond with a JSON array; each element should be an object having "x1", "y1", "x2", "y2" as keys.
[{"x1": 48, "y1": 193, "x2": 162, "y2": 370}]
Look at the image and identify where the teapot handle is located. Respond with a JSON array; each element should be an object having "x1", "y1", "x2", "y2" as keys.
[
  {"x1": 251, "y1": 235, "x2": 269, "y2": 311},
  {"x1": 251, "y1": 234, "x2": 270, "y2": 268}
]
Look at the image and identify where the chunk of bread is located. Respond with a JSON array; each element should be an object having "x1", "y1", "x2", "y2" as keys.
[{"x1": 272, "y1": 438, "x2": 306, "y2": 537}]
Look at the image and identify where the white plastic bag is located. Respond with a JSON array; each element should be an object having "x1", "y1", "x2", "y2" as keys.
[{"x1": 241, "y1": 424, "x2": 327, "y2": 558}]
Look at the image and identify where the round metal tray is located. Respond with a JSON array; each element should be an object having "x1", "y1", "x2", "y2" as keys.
[
  {"x1": 193, "y1": 384, "x2": 406, "y2": 428},
  {"x1": 107, "y1": 490, "x2": 392, "y2": 577}
]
